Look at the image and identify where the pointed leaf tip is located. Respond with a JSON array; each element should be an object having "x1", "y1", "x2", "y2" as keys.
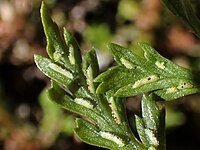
[
  {"x1": 40, "y1": 2, "x2": 49, "y2": 24},
  {"x1": 34, "y1": 54, "x2": 41, "y2": 67}
]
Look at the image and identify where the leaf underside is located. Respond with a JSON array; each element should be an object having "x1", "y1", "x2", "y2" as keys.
[{"x1": 95, "y1": 43, "x2": 200, "y2": 100}]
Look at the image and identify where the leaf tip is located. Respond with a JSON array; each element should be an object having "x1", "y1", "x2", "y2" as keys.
[
  {"x1": 107, "y1": 43, "x2": 116, "y2": 51},
  {"x1": 40, "y1": 1, "x2": 54, "y2": 33},
  {"x1": 40, "y1": 1, "x2": 47, "y2": 20},
  {"x1": 137, "y1": 42, "x2": 149, "y2": 47},
  {"x1": 33, "y1": 54, "x2": 40, "y2": 64}
]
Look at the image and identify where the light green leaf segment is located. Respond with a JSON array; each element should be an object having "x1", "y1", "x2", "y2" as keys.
[
  {"x1": 95, "y1": 43, "x2": 200, "y2": 100},
  {"x1": 135, "y1": 94, "x2": 166, "y2": 150}
]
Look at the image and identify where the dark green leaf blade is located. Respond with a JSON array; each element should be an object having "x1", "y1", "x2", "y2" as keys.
[
  {"x1": 135, "y1": 115, "x2": 151, "y2": 148},
  {"x1": 63, "y1": 28, "x2": 82, "y2": 73},
  {"x1": 108, "y1": 43, "x2": 142, "y2": 69},
  {"x1": 41, "y1": 2, "x2": 72, "y2": 69},
  {"x1": 82, "y1": 49, "x2": 99, "y2": 78},
  {"x1": 115, "y1": 78, "x2": 199, "y2": 100},
  {"x1": 142, "y1": 94, "x2": 160, "y2": 131},
  {"x1": 162, "y1": 0, "x2": 200, "y2": 38},
  {"x1": 140, "y1": 94, "x2": 166, "y2": 149},
  {"x1": 96, "y1": 43, "x2": 200, "y2": 101},
  {"x1": 155, "y1": 87, "x2": 200, "y2": 100},
  {"x1": 96, "y1": 66, "x2": 144, "y2": 94},
  {"x1": 34, "y1": 55, "x2": 78, "y2": 92},
  {"x1": 75, "y1": 119, "x2": 125, "y2": 150},
  {"x1": 138, "y1": 43, "x2": 193, "y2": 79},
  {"x1": 82, "y1": 49, "x2": 99, "y2": 93},
  {"x1": 75, "y1": 118, "x2": 145, "y2": 150},
  {"x1": 47, "y1": 83, "x2": 113, "y2": 130}
]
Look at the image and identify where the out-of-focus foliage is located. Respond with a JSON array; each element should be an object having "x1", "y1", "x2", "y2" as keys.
[
  {"x1": 38, "y1": 88, "x2": 75, "y2": 147},
  {"x1": 165, "y1": 106, "x2": 185, "y2": 128},
  {"x1": 83, "y1": 24, "x2": 112, "y2": 51},
  {"x1": 118, "y1": 0, "x2": 140, "y2": 20},
  {"x1": 0, "y1": 88, "x2": 75, "y2": 149}
]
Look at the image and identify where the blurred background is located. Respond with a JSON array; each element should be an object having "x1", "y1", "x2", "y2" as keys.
[{"x1": 1, "y1": 0, "x2": 200, "y2": 149}]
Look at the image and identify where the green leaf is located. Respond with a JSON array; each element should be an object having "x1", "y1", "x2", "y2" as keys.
[
  {"x1": 41, "y1": 2, "x2": 70, "y2": 67},
  {"x1": 34, "y1": 55, "x2": 78, "y2": 92},
  {"x1": 48, "y1": 81, "x2": 138, "y2": 139},
  {"x1": 115, "y1": 78, "x2": 188, "y2": 97},
  {"x1": 137, "y1": 43, "x2": 193, "y2": 79},
  {"x1": 154, "y1": 87, "x2": 200, "y2": 100},
  {"x1": 135, "y1": 115, "x2": 151, "y2": 148},
  {"x1": 82, "y1": 49, "x2": 99, "y2": 93},
  {"x1": 63, "y1": 28, "x2": 82, "y2": 73},
  {"x1": 162, "y1": 0, "x2": 200, "y2": 38},
  {"x1": 95, "y1": 43, "x2": 200, "y2": 100},
  {"x1": 95, "y1": 66, "x2": 140, "y2": 94},
  {"x1": 142, "y1": 94, "x2": 160, "y2": 131},
  {"x1": 48, "y1": 81, "x2": 145, "y2": 149},
  {"x1": 82, "y1": 49, "x2": 99, "y2": 78},
  {"x1": 41, "y1": 2, "x2": 83, "y2": 73},
  {"x1": 136, "y1": 94, "x2": 166, "y2": 150},
  {"x1": 47, "y1": 82, "x2": 110, "y2": 130},
  {"x1": 74, "y1": 118, "x2": 125, "y2": 150},
  {"x1": 74, "y1": 119, "x2": 145, "y2": 150},
  {"x1": 75, "y1": 119, "x2": 145, "y2": 150}
]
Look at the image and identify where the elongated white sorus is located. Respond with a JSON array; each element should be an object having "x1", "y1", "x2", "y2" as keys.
[
  {"x1": 120, "y1": 58, "x2": 135, "y2": 69},
  {"x1": 68, "y1": 45, "x2": 75, "y2": 65},
  {"x1": 148, "y1": 146, "x2": 157, "y2": 150},
  {"x1": 53, "y1": 51, "x2": 64, "y2": 62},
  {"x1": 99, "y1": 131, "x2": 125, "y2": 147},
  {"x1": 86, "y1": 66, "x2": 95, "y2": 93},
  {"x1": 177, "y1": 82, "x2": 193, "y2": 90},
  {"x1": 155, "y1": 61, "x2": 165, "y2": 69},
  {"x1": 145, "y1": 129, "x2": 159, "y2": 146},
  {"x1": 132, "y1": 75, "x2": 159, "y2": 88},
  {"x1": 166, "y1": 87, "x2": 178, "y2": 93},
  {"x1": 48, "y1": 63, "x2": 74, "y2": 79},
  {"x1": 108, "y1": 97, "x2": 121, "y2": 124},
  {"x1": 144, "y1": 51, "x2": 148, "y2": 60},
  {"x1": 74, "y1": 98, "x2": 93, "y2": 109}
]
